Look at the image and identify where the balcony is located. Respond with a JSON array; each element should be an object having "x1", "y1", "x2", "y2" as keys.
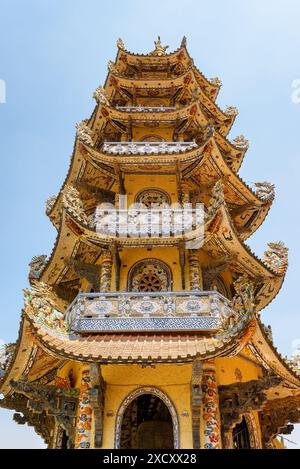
[
  {"x1": 115, "y1": 105, "x2": 176, "y2": 113},
  {"x1": 64, "y1": 291, "x2": 233, "y2": 333},
  {"x1": 101, "y1": 141, "x2": 197, "y2": 155}
]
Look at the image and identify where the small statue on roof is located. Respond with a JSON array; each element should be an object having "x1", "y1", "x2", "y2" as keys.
[
  {"x1": 117, "y1": 38, "x2": 125, "y2": 50},
  {"x1": 181, "y1": 36, "x2": 187, "y2": 48},
  {"x1": 93, "y1": 85, "x2": 109, "y2": 105},
  {"x1": 150, "y1": 36, "x2": 169, "y2": 56}
]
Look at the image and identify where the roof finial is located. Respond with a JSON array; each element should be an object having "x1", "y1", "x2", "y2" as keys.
[
  {"x1": 150, "y1": 36, "x2": 169, "y2": 56},
  {"x1": 181, "y1": 36, "x2": 187, "y2": 47},
  {"x1": 117, "y1": 38, "x2": 124, "y2": 50}
]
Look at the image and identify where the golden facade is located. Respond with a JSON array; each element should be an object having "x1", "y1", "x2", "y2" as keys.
[{"x1": 0, "y1": 37, "x2": 299, "y2": 449}]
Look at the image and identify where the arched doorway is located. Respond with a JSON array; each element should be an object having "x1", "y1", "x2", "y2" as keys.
[{"x1": 115, "y1": 387, "x2": 179, "y2": 448}]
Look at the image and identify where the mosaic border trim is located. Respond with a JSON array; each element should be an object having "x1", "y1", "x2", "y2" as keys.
[
  {"x1": 78, "y1": 316, "x2": 219, "y2": 332},
  {"x1": 114, "y1": 386, "x2": 180, "y2": 449}
]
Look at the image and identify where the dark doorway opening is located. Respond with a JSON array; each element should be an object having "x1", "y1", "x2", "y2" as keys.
[
  {"x1": 232, "y1": 416, "x2": 251, "y2": 449},
  {"x1": 120, "y1": 393, "x2": 174, "y2": 449}
]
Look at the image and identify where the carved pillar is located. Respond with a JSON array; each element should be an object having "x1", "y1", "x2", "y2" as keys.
[
  {"x1": 181, "y1": 182, "x2": 190, "y2": 204},
  {"x1": 190, "y1": 360, "x2": 203, "y2": 448},
  {"x1": 188, "y1": 251, "x2": 201, "y2": 290},
  {"x1": 202, "y1": 360, "x2": 222, "y2": 449},
  {"x1": 90, "y1": 363, "x2": 105, "y2": 448},
  {"x1": 100, "y1": 254, "x2": 113, "y2": 292},
  {"x1": 75, "y1": 364, "x2": 93, "y2": 449}
]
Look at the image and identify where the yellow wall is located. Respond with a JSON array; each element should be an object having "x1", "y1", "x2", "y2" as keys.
[{"x1": 101, "y1": 363, "x2": 193, "y2": 449}]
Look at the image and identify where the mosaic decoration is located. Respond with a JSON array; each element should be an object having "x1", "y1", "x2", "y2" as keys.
[
  {"x1": 129, "y1": 259, "x2": 171, "y2": 292},
  {"x1": 78, "y1": 316, "x2": 219, "y2": 332},
  {"x1": 202, "y1": 364, "x2": 221, "y2": 449},
  {"x1": 114, "y1": 387, "x2": 179, "y2": 449},
  {"x1": 64, "y1": 290, "x2": 234, "y2": 333},
  {"x1": 135, "y1": 188, "x2": 170, "y2": 207},
  {"x1": 75, "y1": 365, "x2": 93, "y2": 449}
]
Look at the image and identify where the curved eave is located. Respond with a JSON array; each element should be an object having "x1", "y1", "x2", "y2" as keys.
[
  {"x1": 114, "y1": 45, "x2": 220, "y2": 100},
  {"x1": 80, "y1": 138, "x2": 207, "y2": 168},
  {"x1": 106, "y1": 68, "x2": 231, "y2": 128},
  {"x1": 0, "y1": 317, "x2": 37, "y2": 395},
  {"x1": 38, "y1": 212, "x2": 81, "y2": 303},
  {"x1": 24, "y1": 306, "x2": 255, "y2": 365},
  {"x1": 96, "y1": 101, "x2": 240, "y2": 164},
  {"x1": 186, "y1": 138, "x2": 262, "y2": 204},
  {"x1": 208, "y1": 204, "x2": 286, "y2": 312},
  {"x1": 60, "y1": 209, "x2": 209, "y2": 249},
  {"x1": 46, "y1": 138, "x2": 86, "y2": 226},
  {"x1": 249, "y1": 319, "x2": 300, "y2": 388}
]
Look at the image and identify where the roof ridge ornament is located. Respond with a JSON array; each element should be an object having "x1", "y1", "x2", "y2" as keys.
[
  {"x1": 181, "y1": 36, "x2": 187, "y2": 48},
  {"x1": 45, "y1": 195, "x2": 57, "y2": 214},
  {"x1": 75, "y1": 120, "x2": 94, "y2": 147},
  {"x1": 117, "y1": 38, "x2": 125, "y2": 50},
  {"x1": 29, "y1": 255, "x2": 48, "y2": 280},
  {"x1": 150, "y1": 36, "x2": 169, "y2": 56},
  {"x1": 107, "y1": 60, "x2": 117, "y2": 73},
  {"x1": 209, "y1": 77, "x2": 222, "y2": 87},
  {"x1": 263, "y1": 241, "x2": 288, "y2": 274},
  {"x1": 232, "y1": 134, "x2": 249, "y2": 150},
  {"x1": 253, "y1": 182, "x2": 275, "y2": 203},
  {"x1": 93, "y1": 85, "x2": 109, "y2": 105},
  {"x1": 225, "y1": 105, "x2": 238, "y2": 117}
]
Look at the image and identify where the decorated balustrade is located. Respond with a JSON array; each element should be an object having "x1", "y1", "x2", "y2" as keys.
[
  {"x1": 64, "y1": 290, "x2": 233, "y2": 333},
  {"x1": 115, "y1": 105, "x2": 177, "y2": 112},
  {"x1": 102, "y1": 141, "x2": 197, "y2": 155}
]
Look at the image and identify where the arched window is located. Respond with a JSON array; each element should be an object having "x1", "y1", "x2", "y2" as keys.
[
  {"x1": 135, "y1": 188, "x2": 170, "y2": 208},
  {"x1": 232, "y1": 416, "x2": 251, "y2": 449},
  {"x1": 128, "y1": 259, "x2": 172, "y2": 292}
]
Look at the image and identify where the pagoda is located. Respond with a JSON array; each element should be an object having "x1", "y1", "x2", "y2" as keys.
[{"x1": 1, "y1": 36, "x2": 300, "y2": 450}]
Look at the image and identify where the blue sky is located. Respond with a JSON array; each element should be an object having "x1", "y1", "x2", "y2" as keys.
[{"x1": 0, "y1": 0, "x2": 300, "y2": 449}]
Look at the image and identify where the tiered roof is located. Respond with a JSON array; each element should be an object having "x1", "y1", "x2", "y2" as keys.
[{"x1": 1, "y1": 37, "x2": 298, "y2": 405}]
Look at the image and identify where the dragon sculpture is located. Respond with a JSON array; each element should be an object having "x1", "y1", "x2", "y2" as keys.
[
  {"x1": 263, "y1": 241, "x2": 288, "y2": 274},
  {"x1": 75, "y1": 120, "x2": 94, "y2": 147}
]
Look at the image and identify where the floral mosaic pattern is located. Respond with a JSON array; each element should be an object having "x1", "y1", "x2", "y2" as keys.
[
  {"x1": 75, "y1": 366, "x2": 93, "y2": 449},
  {"x1": 202, "y1": 367, "x2": 221, "y2": 449}
]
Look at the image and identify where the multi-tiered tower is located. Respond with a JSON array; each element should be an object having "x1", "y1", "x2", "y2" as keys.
[{"x1": 1, "y1": 37, "x2": 300, "y2": 450}]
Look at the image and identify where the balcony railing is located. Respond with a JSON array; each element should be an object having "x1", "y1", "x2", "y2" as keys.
[
  {"x1": 116, "y1": 105, "x2": 176, "y2": 113},
  {"x1": 102, "y1": 141, "x2": 197, "y2": 155},
  {"x1": 64, "y1": 291, "x2": 233, "y2": 333}
]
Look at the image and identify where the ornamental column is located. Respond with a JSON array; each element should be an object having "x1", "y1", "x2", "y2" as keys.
[
  {"x1": 75, "y1": 364, "x2": 93, "y2": 449},
  {"x1": 201, "y1": 360, "x2": 222, "y2": 449},
  {"x1": 188, "y1": 251, "x2": 201, "y2": 290},
  {"x1": 100, "y1": 253, "x2": 113, "y2": 292}
]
